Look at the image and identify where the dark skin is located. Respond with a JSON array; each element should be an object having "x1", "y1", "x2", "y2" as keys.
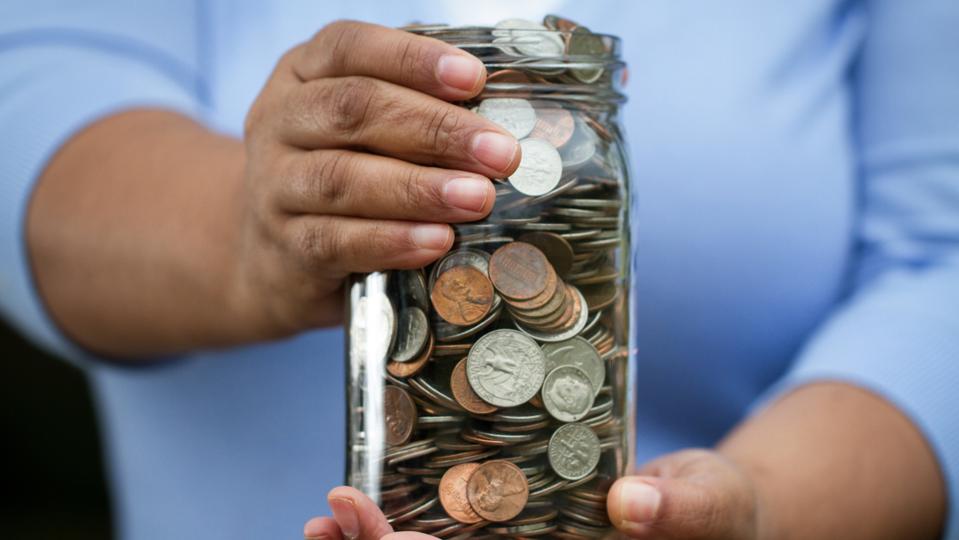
[{"x1": 27, "y1": 21, "x2": 945, "y2": 539}]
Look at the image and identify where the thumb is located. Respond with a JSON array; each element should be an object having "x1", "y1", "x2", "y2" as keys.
[{"x1": 607, "y1": 475, "x2": 725, "y2": 539}]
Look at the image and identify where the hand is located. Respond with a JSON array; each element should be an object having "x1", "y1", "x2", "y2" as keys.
[
  {"x1": 304, "y1": 486, "x2": 439, "y2": 540},
  {"x1": 231, "y1": 20, "x2": 520, "y2": 337},
  {"x1": 608, "y1": 449, "x2": 760, "y2": 539}
]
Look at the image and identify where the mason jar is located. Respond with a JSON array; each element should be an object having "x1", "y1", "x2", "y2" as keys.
[{"x1": 345, "y1": 15, "x2": 633, "y2": 538}]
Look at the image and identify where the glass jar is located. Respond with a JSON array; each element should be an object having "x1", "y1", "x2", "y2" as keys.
[{"x1": 345, "y1": 15, "x2": 633, "y2": 538}]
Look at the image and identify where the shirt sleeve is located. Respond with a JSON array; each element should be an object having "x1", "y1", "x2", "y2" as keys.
[
  {"x1": 767, "y1": 0, "x2": 959, "y2": 537},
  {"x1": 0, "y1": 1, "x2": 206, "y2": 363}
]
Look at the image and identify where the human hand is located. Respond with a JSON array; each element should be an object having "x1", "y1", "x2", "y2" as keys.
[
  {"x1": 608, "y1": 449, "x2": 760, "y2": 539},
  {"x1": 231, "y1": 20, "x2": 520, "y2": 338},
  {"x1": 303, "y1": 486, "x2": 439, "y2": 540}
]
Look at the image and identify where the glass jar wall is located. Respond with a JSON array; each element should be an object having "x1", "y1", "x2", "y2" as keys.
[{"x1": 345, "y1": 15, "x2": 633, "y2": 538}]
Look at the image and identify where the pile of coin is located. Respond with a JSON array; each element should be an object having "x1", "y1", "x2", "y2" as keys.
[{"x1": 346, "y1": 14, "x2": 630, "y2": 539}]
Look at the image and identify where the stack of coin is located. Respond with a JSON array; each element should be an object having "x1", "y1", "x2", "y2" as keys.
[{"x1": 345, "y1": 14, "x2": 631, "y2": 539}]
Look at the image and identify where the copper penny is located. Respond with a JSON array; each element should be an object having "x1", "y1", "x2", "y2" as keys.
[
  {"x1": 431, "y1": 265, "x2": 495, "y2": 326},
  {"x1": 466, "y1": 460, "x2": 529, "y2": 522},
  {"x1": 517, "y1": 232, "x2": 574, "y2": 277},
  {"x1": 387, "y1": 333, "x2": 433, "y2": 378},
  {"x1": 486, "y1": 69, "x2": 532, "y2": 85},
  {"x1": 439, "y1": 463, "x2": 484, "y2": 524},
  {"x1": 489, "y1": 242, "x2": 550, "y2": 300},
  {"x1": 503, "y1": 264, "x2": 558, "y2": 312},
  {"x1": 384, "y1": 386, "x2": 417, "y2": 446},
  {"x1": 451, "y1": 358, "x2": 498, "y2": 415},
  {"x1": 529, "y1": 107, "x2": 575, "y2": 149}
]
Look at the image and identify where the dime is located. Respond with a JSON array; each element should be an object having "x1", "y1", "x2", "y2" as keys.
[
  {"x1": 466, "y1": 329, "x2": 546, "y2": 407},
  {"x1": 477, "y1": 98, "x2": 536, "y2": 139},
  {"x1": 517, "y1": 231, "x2": 574, "y2": 276},
  {"x1": 548, "y1": 423, "x2": 601, "y2": 481},
  {"x1": 529, "y1": 107, "x2": 575, "y2": 148},
  {"x1": 391, "y1": 306, "x2": 429, "y2": 362},
  {"x1": 350, "y1": 294, "x2": 396, "y2": 363},
  {"x1": 466, "y1": 460, "x2": 529, "y2": 522},
  {"x1": 384, "y1": 386, "x2": 417, "y2": 446},
  {"x1": 541, "y1": 365, "x2": 595, "y2": 422},
  {"x1": 542, "y1": 337, "x2": 605, "y2": 396},
  {"x1": 509, "y1": 138, "x2": 562, "y2": 196},
  {"x1": 489, "y1": 242, "x2": 550, "y2": 300},
  {"x1": 439, "y1": 463, "x2": 484, "y2": 524},
  {"x1": 451, "y1": 358, "x2": 498, "y2": 415},
  {"x1": 431, "y1": 266, "x2": 495, "y2": 326}
]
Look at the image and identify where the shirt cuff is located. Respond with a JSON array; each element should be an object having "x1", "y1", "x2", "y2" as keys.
[{"x1": 0, "y1": 44, "x2": 202, "y2": 366}]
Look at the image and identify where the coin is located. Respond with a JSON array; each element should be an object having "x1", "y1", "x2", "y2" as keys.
[
  {"x1": 466, "y1": 329, "x2": 546, "y2": 407},
  {"x1": 529, "y1": 107, "x2": 575, "y2": 149},
  {"x1": 489, "y1": 242, "x2": 550, "y2": 300},
  {"x1": 384, "y1": 386, "x2": 417, "y2": 446},
  {"x1": 350, "y1": 293, "x2": 396, "y2": 363},
  {"x1": 431, "y1": 266, "x2": 495, "y2": 326},
  {"x1": 492, "y1": 18, "x2": 564, "y2": 58},
  {"x1": 509, "y1": 139, "x2": 562, "y2": 196},
  {"x1": 542, "y1": 365, "x2": 595, "y2": 422},
  {"x1": 548, "y1": 423, "x2": 601, "y2": 481},
  {"x1": 477, "y1": 98, "x2": 536, "y2": 139},
  {"x1": 560, "y1": 118, "x2": 598, "y2": 169},
  {"x1": 387, "y1": 333, "x2": 434, "y2": 378},
  {"x1": 439, "y1": 463, "x2": 484, "y2": 524},
  {"x1": 430, "y1": 248, "x2": 490, "y2": 290},
  {"x1": 451, "y1": 358, "x2": 498, "y2": 415},
  {"x1": 517, "y1": 231, "x2": 574, "y2": 276},
  {"x1": 542, "y1": 337, "x2": 605, "y2": 396},
  {"x1": 466, "y1": 460, "x2": 529, "y2": 522},
  {"x1": 567, "y1": 27, "x2": 607, "y2": 83},
  {"x1": 391, "y1": 306, "x2": 429, "y2": 362}
]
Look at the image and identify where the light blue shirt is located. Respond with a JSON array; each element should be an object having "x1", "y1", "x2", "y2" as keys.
[{"x1": 1, "y1": 1, "x2": 957, "y2": 539}]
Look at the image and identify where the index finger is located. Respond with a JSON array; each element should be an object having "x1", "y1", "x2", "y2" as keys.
[{"x1": 294, "y1": 20, "x2": 486, "y2": 100}]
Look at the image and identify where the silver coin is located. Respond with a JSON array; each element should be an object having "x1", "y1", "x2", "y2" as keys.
[
  {"x1": 513, "y1": 286, "x2": 589, "y2": 343},
  {"x1": 477, "y1": 98, "x2": 536, "y2": 139},
  {"x1": 542, "y1": 337, "x2": 605, "y2": 396},
  {"x1": 396, "y1": 270, "x2": 429, "y2": 310},
  {"x1": 567, "y1": 27, "x2": 607, "y2": 83},
  {"x1": 542, "y1": 365, "x2": 595, "y2": 423},
  {"x1": 391, "y1": 306, "x2": 429, "y2": 362},
  {"x1": 548, "y1": 423, "x2": 601, "y2": 481},
  {"x1": 560, "y1": 118, "x2": 598, "y2": 169},
  {"x1": 492, "y1": 18, "x2": 565, "y2": 58},
  {"x1": 510, "y1": 138, "x2": 562, "y2": 196},
  {"x1": 350, "y1": 294, "x2": 396, "y2": 363},
  {"x1": 467, "y1": 329, "x2": 546, "y2": 407}
]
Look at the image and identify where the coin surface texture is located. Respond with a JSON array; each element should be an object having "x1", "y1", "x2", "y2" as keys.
[
  {"x1": 477, "y1": 98, "x2": 536, "y2": 139},
  {"x1": 431, "y1": 265, "x2": 495, "y2": 326},
  {"x1": 439, "y1": 463, "x2": 484, "y2": 524},
  {"x1": 542, "y1": 337, "x2": 605, "y2": 396},
  {"x1": 391, "y1": 306, "x2": 429, "y2": 362},
  {"x1": 466, "y1": 460, "x2": 529, "y2": 522},
  {"x1": 509, "y1": 139, "x2": 563, "y2": 196},
  {"x1": 542, "y1": 365, "x2": 595, "y2": 422},
  {"x1": 451, "y1": 358, "x2": 498, "y2": 414},
  {"x1": 383, "y1": 386, "x2": 417, "y2": 446},
  {"x1": 467, "y1": 329, "x2": 546, "y2": 407},
  {"x1": 517, "y1": 231, "x2": 574, "y2": 276},
  {"x1": 548, "y1": 423, "x2": 601, "y2": 480},
  {"x1": 489, "y1": 242, "x2": 550, "y2": 300}
]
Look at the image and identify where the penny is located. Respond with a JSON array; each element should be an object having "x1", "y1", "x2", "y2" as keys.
[
  {"x1": 391, "y1": 306, "x2": 429, "y2": 362},
  {"x1": 430, "y1": 248, "x2": 490, "y2": 290},
  {"x1": 489, "y1": 242, "x2": 550, "y2": 300},
  {"x1": 517, "y1": 232, "x2": 574, "y2": 276},
  {"x1": 514, "y1": 285, "x2": 589, "y2": 342},
  {"x1": 542, "y1": 337, "x2": 605, "y2": 396},
  {"x1": 466, "y1": 329, "x2": 546, "y2": 407},
  {"x1": 477, "y1": 98, "x2": 536, "y2": 139},
  {"x1": 384, "y1": 386, "x2": 417, "y2": 446},
  {"x1": 542, "y1": 366, "x2": 595, "y2": 422},
  {"x1": 387, "y1": 333, "x2": 434, "y2": 378},
  {"x1": 439, "y1": 463, "x2": 484, "y2": 524},
  {"x1": 509, "y1": 138, "x2": 563, "y2": 196},
  {"x1": 431, "y1": 266, "x2": 494, "y2": 326},
  {"x1": 451, "y1": 358, "x2": 498, "y2": 415},
  {"x1": 548, "y1": 423, "x2": 601, "y2": 481},
  {"x1": 529, "y1": 107, "x2": 575, "y2": 148},
  {"x1": 580, "y1": 281, "x2": 618, "y2": 312},
  {"x1": 486, "y1": 69, "x2": 532, "y2": 85},
  {"x1": 466, "y1": 460, "x2": 529, "y2": 522}
]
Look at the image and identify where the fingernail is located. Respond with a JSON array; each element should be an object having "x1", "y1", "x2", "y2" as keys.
[
  {"x1": 411, "y1": 224, "x2": 451, "y2": 250},
  {"x1": 619, "y1": 479, "x2": 661, "y2": 525},
  {"x1": 328, "y1": 497, "x2": 359, "y2": 540},
  {"x1": 444, "y1": 177, "x2": 491, "y2": 213},
  {"x1": 471, "y1": 131, "x2": 519, "y2": 173},
  {"x1": 303, "y1": 517, "x2": 328, "y2": 539},
  {"x1": 437, "y1": 54, "x2": 483, "y2": 91}
]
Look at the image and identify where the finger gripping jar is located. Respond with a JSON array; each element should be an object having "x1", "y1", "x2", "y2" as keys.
[{"x1": 346, "y1": 16, "x2": 634, "y2": 538}]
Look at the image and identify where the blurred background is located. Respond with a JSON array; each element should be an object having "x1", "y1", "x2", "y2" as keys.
[{"x1": 2, "y1": 322, "x2": 112, "y2": 539}]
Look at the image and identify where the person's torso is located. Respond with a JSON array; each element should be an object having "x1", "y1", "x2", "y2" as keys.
[{"x1": 89, "y1": 1, "x2": 863, "y2": 538}]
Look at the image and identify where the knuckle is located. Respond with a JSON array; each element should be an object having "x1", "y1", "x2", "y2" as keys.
[
  {"x1": 421, "y1": 106, "x2": 465, "y2": 157},
  {"x1": 294, "y1": 216, "x2": 342, "y2": 265},
  {"x1": 328, "y1": 77, "x2": 379, "y2": 137},
  {"x1": 318, "y1": 20, "x2": 363, "y2": 71},
  {"x1": 398, "y1": 167, "x2": 443, "y2": 212},
  {"x1": 309, "y1": 151, "x2": 356, "y2": 207},
  {"x1": 395, "y1": 36, "x2": 437, "y2": 86}
]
